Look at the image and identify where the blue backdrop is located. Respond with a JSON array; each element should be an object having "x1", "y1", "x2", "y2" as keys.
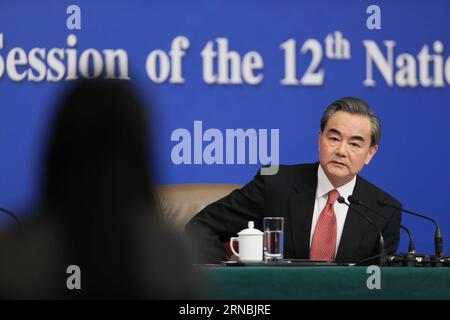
[{"x1": 0, "y1": 0, "x2": 449, "y2": 255}]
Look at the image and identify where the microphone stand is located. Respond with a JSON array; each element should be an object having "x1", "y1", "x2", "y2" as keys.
[
  {"x1": 0, "y1": 207, "x2": 21, "y2": 225},
  {"x1": 387, "y1": 225, "x2": 419, "y2": 267},
  {"x1": 347, "y1": 196, "x2": 420, "y2": 267},
  {"x1": 378, "y1": 200, "x2": 445, "y2": 267},
  {"x1": 337, "y1": 197, "x2": 386, "y2": 266}
]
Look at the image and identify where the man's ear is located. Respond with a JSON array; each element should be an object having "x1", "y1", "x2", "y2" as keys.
[{"x1": 365, "y1": 145, "x2": 378, "y2": 165}]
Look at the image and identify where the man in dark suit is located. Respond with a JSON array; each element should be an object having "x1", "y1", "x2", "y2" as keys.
[{"x1": 185, "y1": 97, "x2": 401, "y2": 264}]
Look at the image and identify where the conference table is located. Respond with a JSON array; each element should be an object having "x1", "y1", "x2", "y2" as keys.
[{"x1": 199, "y1": 265, "x2": 450, "y2": 299}]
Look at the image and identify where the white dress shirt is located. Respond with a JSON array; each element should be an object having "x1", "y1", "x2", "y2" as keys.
[{"x1": 309, "y1": 164, "x2": 356, "y2": 254}]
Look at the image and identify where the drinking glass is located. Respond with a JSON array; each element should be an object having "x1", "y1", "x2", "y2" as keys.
[{"x1": 263, "y1": 217, "x2": 284, "y2": 262}]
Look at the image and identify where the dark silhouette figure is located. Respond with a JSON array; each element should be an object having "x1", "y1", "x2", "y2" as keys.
[{"x1": 0, "y1": 79, "x2": 198, "y2": 299}]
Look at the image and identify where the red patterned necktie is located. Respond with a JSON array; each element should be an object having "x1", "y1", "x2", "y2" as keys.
[{"x1": 310, "y1": 189, "x2": 340, "y2": 261}]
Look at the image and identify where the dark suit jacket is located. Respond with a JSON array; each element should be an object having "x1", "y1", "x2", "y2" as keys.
[{"x1": 185, "y1": 163, "x2": 402, "y2": 264}]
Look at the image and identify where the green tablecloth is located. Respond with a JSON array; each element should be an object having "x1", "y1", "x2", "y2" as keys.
[{"x1": 200, "y1": 266, "x2": 450, "y2": 299}]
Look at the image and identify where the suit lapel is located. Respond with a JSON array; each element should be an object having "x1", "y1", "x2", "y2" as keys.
[
  {"x1": 288, "y1": 164, "x2": 318, "y2": 259},
  {"x1": 335, "y1": 175, "x2": 371, "y2": 262}
]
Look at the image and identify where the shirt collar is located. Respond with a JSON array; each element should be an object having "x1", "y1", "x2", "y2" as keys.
[{"x1": 316, "y1": 164, "x2": 356, "y2": 200}]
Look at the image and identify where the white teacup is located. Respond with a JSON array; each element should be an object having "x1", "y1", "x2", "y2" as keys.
[{"x1": 229, "y1": 221, "x2": 263, "y2": 262}]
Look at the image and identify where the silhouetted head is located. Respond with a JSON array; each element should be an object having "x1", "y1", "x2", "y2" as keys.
[
  {"x1": 42, "y1": 79, "x2": 154, "y2": 219},
  {"x1": 1, "y1": 79, "x2": 198, "y2": 299},
  {"x1": 39, "y1": 79, "x2": 161, "y2": 298}
]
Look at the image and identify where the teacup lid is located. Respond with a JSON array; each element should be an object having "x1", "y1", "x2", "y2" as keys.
[{"x1": 237, "y1": 221, "x2": 264, "y2": 236}]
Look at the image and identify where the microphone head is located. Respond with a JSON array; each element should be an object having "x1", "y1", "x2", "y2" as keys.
[
  {"x1": 337, "y1": 196, "x2": 346, "y2": 204},
  {"x1": 348, "y1": 195, "x2": 362, "y2": 205},
  {"x1": 377, "y1": 200, "x2": 388, "y2": 207}
]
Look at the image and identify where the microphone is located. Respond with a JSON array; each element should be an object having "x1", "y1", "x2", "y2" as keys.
[
  {"x1": 337, "y1": 196, "x2": 386, "y2": 266},
  {"x1": 400, "y1": 225, "x2": 416, "y2": 254},
  {"x1": 0, "y1": 207, "x2": 21, "y2": 225},
  {"x1": 381, "y1": 224, "x2": 418, "y2": 267},
  {"x1": 348, "y1": 195, "x2": 416, "y2": 254},
  {"x1": 377, "y1": 200, "x2": 443, "y2": 258},
  {"x1": 348, "y1": 195, "x2": 387, "y2": 220}
]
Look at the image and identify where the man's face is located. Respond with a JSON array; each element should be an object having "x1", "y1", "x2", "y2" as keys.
[{"x1": 318, "y1": 111, "x2": 378, "y2": 187}]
